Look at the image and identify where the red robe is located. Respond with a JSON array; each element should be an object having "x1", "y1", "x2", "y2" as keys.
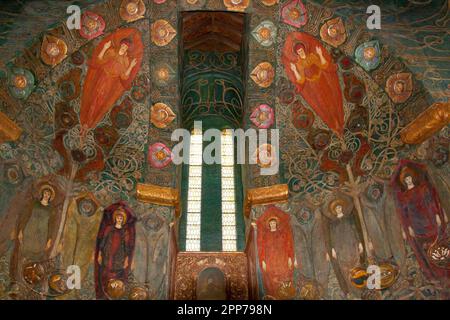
[
  {"x1": 282, "y1": 32, "x2": 344, "y2": 137},
  {"x1": 257, "y1": 206, "x2": 295, "y2": 299},
  {"x1": 80, "y1": 28, "x2": 143, "y2": 130},
  {"x1": 94, "y1": 201, "x2": 136, "y2": 299},
  {"x1": 391, "y1": 160, "x2": 449, "y2": 286}
]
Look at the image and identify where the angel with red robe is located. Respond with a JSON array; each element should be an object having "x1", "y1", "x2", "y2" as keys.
[
  {"x1": 94, "y1": 201, "x2": 136, "y2": 299},
  {"x1": 391, "y1": 160, "x2": 449, "y2": 288},
  {"x1": 257, "y1": 206, "x2": 296, "y2": 299},
  {"x1": 282, "y1": 32, "x2": 344, "y2": 137},
  {"x1": 80, "y1": 28, "x2": 143, "y2": 137}
]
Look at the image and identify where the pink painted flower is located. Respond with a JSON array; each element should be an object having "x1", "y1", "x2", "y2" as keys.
[
  {"x1": 148, "y1": 142, "x2": 173, "y2": 168},
  {"x1": 281, "y1": 0, "x2": 308, "y2": 28},
  {"x1": 250, "y1": 104, "x2": 274, "y2": 129}
]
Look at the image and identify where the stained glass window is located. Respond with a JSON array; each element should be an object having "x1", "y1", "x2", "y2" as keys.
[
  {"x1": 221, "y1": 129, "x2": 237, "y2": 251},
  {"x1": 185, "y1": 128, "x2": 202, "y2": 251}
]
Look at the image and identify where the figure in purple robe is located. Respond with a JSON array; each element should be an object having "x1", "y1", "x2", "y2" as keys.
[
  {"x1": 391, "y1": 160, "x2": 449, "y2": 287},
  {"x1": 94, "y1": 201, "x2": 136, "y2": 299}
]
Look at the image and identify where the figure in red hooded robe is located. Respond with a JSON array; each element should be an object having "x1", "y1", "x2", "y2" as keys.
[
  {"x1": 80, "y1": 28, "x2": 143, "y2": 136},
  {"x1": 391, "y1": 160, "x2": 449, "y2": 288},
  {"x1": 95, "y1": 201, "x2": 136, "y2": 299},
  {"x1": 282, "y1": 32, "x2": 344, "y2": 137},
  {"x1": 257, "y1": 206, "x2": 296, "y2": 299}
]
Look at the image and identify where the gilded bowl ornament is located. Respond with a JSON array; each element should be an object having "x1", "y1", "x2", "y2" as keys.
[
  {"x1": 385, "y1": 72, "x2": 413, "y2": 104},
  {"x1": 349, "y1": 266, "x2": 368, "y2": 289},
  {"x1": 281, "y1": 0, "x2": 308, "y2": 28},
  {"x1": 379, "y1": 262, "x2": 399, "y2": 289},
  {"x1": 354, "y1": 40, "x2": 381, "y2": 72},
  {"x1": 148, "y1": 142, "x2": 173, "y2": 168},
  {"x1": 48, "y1": 273, "x2": 69, "y2": 294},
  {"x1": 223, "y1": 0, "x2": 249, "y2": 12},
  {"x1": 79, "y1": 11, "x2": 106, "y2": 40},
  {"x1": 151, "y1": 20, "x2": 177, "y2": 47},
  {"x1": 151, "y1": 102, "x2": 176, "y2": 129},
  {"x1": 7, "y1": 67, "x2": 35, "y2": 100},
  {"x1": 106, "y1": 279, "x2": 126, "y2": 299},
  {"x1": 41, "y1": 35, "x2": 68, "y2": 66},
  {"x1": 120, "y1": 0, "x2": 146, "y2": 22},
  {"x1": 23, "y1": 262, "x2": 45, "y2": 285},
  {"x1": 428, "y1": 237, "x2": 450, "y2": 269},
  {"x1": 320, "y1": 17, "x2": 346, "y2": 47},
  {"x1": 251, "y1": 20, "x2": 277, "y2": 47},
  {"x1": 250, "y1": 62, "x2": 275, "y2": 88},
  {"x1": 129, "y1": 286, "x2": 149, "y2": 300},
  {"x1": 250, "y1": 104, "x2": 274, "y2": 129}
]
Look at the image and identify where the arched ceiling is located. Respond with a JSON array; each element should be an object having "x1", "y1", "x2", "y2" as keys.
[{"x1": 181, "y1": 11, "x2": 245, "y2": 52}]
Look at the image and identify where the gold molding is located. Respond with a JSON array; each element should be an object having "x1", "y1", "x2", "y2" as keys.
[
  {"x1": 0, "y1": 111, "x2": 22, "y2": 143},
  {"x1": 136, "y1": 183, "x2": 180, "y2": 217},
  {"x1": 401, "y1": 102, "x2": 450, "y2": 144},
  {"x1": 244, "y1": 184, "x2": 289, "y2": 217}
]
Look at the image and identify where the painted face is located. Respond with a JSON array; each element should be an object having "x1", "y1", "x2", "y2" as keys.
[
  {"x1": 118, "y1": 43, "x2": 129, "y2": 55},
  {"x1": 42, "y1": 189, "x2": 52, "y2": 201},
  {"x1": 115, "y1": 212, "x2": 125, "y2": 226},
  {"x1": 269, "y1": 219, "x2": 277, "y2": 231},
  {"x1": 393, "y1": 81, "x2": 405, "y2": 94},
  {"x1": 404, "y1": 175, "x2": 414, "y2": 186},
  {"x1": 335, "y1": 205, "x2": 344, "y2": 218},
  {"x1": 296, "y1": 48, "x2": 306, "y2": 59}
]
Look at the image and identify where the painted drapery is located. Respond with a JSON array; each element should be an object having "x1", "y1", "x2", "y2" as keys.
[
  {"x1": 80, "y1": 28, "x2": 143, "y2": 131},
  {"x1": 257, "y1": 206, "x2": 295, "y2": 299}
]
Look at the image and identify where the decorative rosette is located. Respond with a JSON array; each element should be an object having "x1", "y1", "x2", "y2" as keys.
[
  {"x1": 250, "y1": 62, "x2": 275, "y2": 88},
  {"x1": 79, "y1": 11, "x2": 106, "y2": 40},
  {"x1": 354, "y1": 40, "x2": 381, "y2": 72},
  {"x1": 120, "y1": 0, "x2": 146, "y2": 23},
  {"x1": 320, "y1": 17, "x2": 346, "y2": 47},
  {"x1": 223, "y1": 0, "x2": 249, "y2": 12},
  {"x1": 151, "y1": 20, "x2": 177, "y2": 47},
  {"x1": 385, "y1": 72, "x2": 413, "y2": 104},
  {"x1": 40, "y1": 35, "x2": 68, "y2": 66},
  {"x1": 251, "y1": 20, "x2": 277, "y2": 47},
  {"x1": 7, "y1": 67, "x2": 35, "y2": 100},
  {"x1": 148, "y1": 142, "x2": 173, "y2": 168},
  {"x1": 151, "y1": 103, "x2": 176, "y2": 129},
  {"x1": 281, "y1": 0, "x2": 308, "y2": 28},
  {"x1": 250, "y1": 104, "x2": 274, "y2": 129}
]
